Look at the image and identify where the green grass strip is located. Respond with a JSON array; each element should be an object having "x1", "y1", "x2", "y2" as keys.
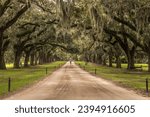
[
  {"x1": 0, "y1": 61, "x2": 65, "y2": 97},
  {"x1": 76, "y1": 61, "x2": 150, "y2": 95}
]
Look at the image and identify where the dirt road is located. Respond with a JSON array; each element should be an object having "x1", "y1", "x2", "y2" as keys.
[{"x1": 5, "y1": 62, "x2": 147, "y2": 100}]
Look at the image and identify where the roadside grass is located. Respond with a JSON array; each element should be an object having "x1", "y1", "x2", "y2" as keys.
[
  {"x1": 0, "y1": 61, "x2": 65, "y2": 97},
  {"x1": 76, "y1": 61, "x2": 150, "y2": 95}
]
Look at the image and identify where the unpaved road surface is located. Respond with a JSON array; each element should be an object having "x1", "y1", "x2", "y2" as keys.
[{"x1": 5, "y1": 62, "x2": 147, "y2": 100}]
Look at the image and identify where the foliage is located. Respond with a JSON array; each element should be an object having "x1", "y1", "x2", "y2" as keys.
[{"x1": 0, "y1": 0, "x2": 150, "y2": 71}]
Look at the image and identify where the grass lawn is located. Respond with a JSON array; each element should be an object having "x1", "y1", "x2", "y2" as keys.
[
  {"x1": 76, "y1": 61, "x2": 150, "y2": 96},
  {"x1": 0, "y1": 61, "x2": 66, "y2": 97}
]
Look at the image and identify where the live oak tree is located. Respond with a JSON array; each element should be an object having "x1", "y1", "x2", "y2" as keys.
[
  {"x1": 0, "y1": 0, "x2": 31, "y2": 69},
  {"x1": 82, "y1": 0, "x2": 150, "y2": 71},
  {"x1": 102, "y1": 0, "x2": 150, "y2": 71}
]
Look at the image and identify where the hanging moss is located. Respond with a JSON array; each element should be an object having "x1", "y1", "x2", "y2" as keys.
[
  {"x1": 89, "y1": 2, "x2": 106, "y2": 40},
  {"x1": 56, "y1": 0, "x2": 75, "y2": 28}
]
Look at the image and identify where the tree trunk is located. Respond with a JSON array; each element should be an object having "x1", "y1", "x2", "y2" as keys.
[
  {"x1": 14, "y1": 50, "x2": 22, "y2": 68},
  {"x1": 43, "y1": 53, "x2": 47, "y2": 63},
  {"x1": 0, "y1": 31, "x2": 6, "y2": 69},
  {"x1": 116, "y1": 56, "x2": 121, "y2": 68},
  {"x1": 102, "y1": 58, "x2": 106, "y2": 66},
  {"x1": 148, "y1": 53, "x2": 150, "y2": 72},
  {"x1": 46, "y1": 54, "x2": 51, "y2": 63},
  {"x1": 84, "y1": 55, "x2": 89, "y2": 63},
  {"x1": 0, "y1": 51, "x2": 6, "y2": 69},
  {"x1": 24, "y1": 51, "x2": 30, "y2": 67},
  {"x1": 34, "y1": 52, "x2": 38, "y2": 65},
  {"x1": 109, "y1": 55, "x2": 112, "y2": 67},
  {"x1": 39, "y1": 57, "x2": 43, "y2": 64},
  {"x1": 127, "y1": 51, "x2": 135, "y2": 70},
  {"x1": 13, "y1": 45, "x2": 23, "y2": 69},
  {"x1": 30, "y1": 53, "x2": 35, "y2": 66},
  {"x1": 93, "y1": 54, "x2": 96, "y2": 63},
  {"x1": 42, "y1": 55, "x2": 45, "y2": 63},
  {"x1": 39, "y1": 52, "x2": 43, "y2": 65},
  {"x1": 97, "y1": 55, "x2": 102, "y2": 64}
]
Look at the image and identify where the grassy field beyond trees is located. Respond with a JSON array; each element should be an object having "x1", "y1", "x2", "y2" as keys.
[
  {"x1": 0, "y1": 61, "x2": 65, "y2": 97},
  {"x1": 76, "y1": 61, "x2": 150, "y2": 96}
]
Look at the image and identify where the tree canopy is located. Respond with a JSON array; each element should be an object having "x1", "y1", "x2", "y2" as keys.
[{"x1": 0, "y1": 0, "x2": 150, "y2": 72}]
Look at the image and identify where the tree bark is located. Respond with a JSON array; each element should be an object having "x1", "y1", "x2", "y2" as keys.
[
  {"x1": 109, "y1": 54, "x2": 113, "y2": 67},
  {"x1": 102, "y1": 58, "x2": 106, "y2": 66},
  {"x1": 24, "y1": 51, "x2": 30, "y2": 67},
  {"x1": 30, "y1": 53, "x2": 35, "y2": 66},
  {"x1": 46, "y1": 54, "x2": 51, "y2": 63},
  {"x1": 127, "y1": 49, "x2": 135, "y2": 70},
  {"x1": 116, "y1": 56, "x2": 121, "y2": 68},
  {"x1": 0, "y1": 31, "x2": 6, "y2": 69},
  {"x1": 43, "y1": 53, "x2": 47, "y2": 63},
  {"x1": 34, "y1": 52, "x2": 38, "y2": 65},
  {"x1": 148, "y1": 53, "x2": 150, "y2": 72},
  {"x1": 97, "y1": 54, "x2": 102, "y2": 64},
  {"x1": 14, "y1": 50, "x2": 22, "y2": 68},
  {"x1": 127, "y1": 54, "x2": 134, "y2": 69},
  {"x1": 39, "y1": 52, "x2": 44, "y2": 65},
  {"x1": 91, "y1": 54, "x2": 94, "y2": 63}
]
